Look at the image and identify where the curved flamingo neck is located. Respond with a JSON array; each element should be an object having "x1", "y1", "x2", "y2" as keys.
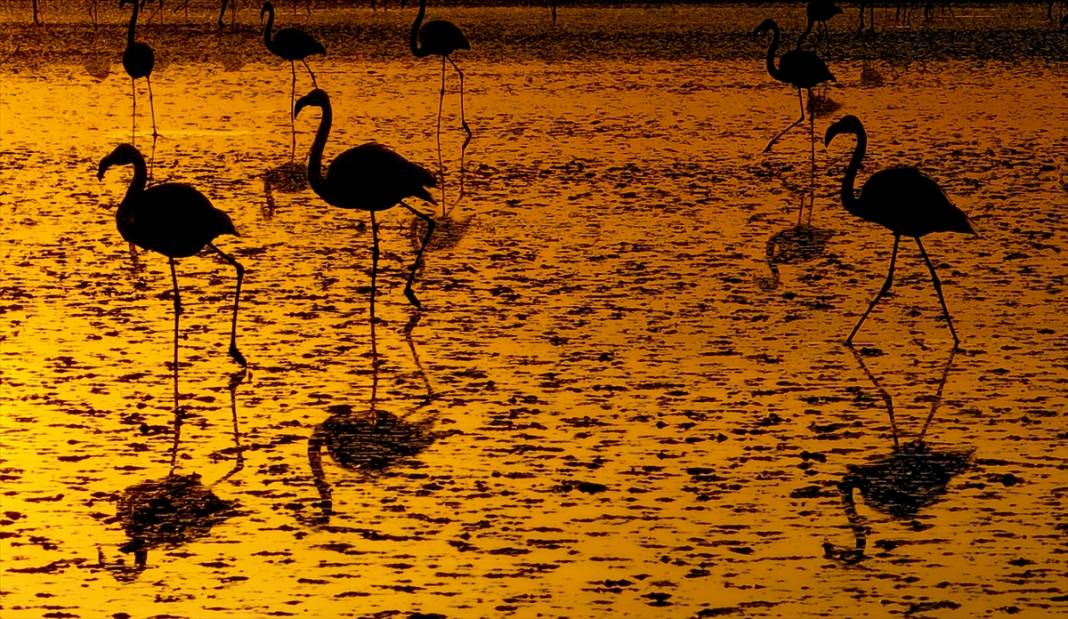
[
  {"x1": 126, "y1": 1, "x2": 139, "y2": 48},
  {"x1": 411, "y1": 0, "x2": 429, "y2": 57},
  {"x1": 765, "y1": 24, "x2": 784, "y2": 81},
  {"x1": 262, "y1": 5, "x2": 275, "y2": 51},
  {"x1": 116, "y1": 154, "x2": 148, "y2": 229},
  {"x1": 305, "y1": 103, "x2": 331, "y2": 201},
  {"x1": 840, "y1": 128, "x2": 866, "y2": 215}
]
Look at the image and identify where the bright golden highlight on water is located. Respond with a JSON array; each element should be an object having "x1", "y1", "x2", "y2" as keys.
[{"x1": 1, "y1": 2, "x2": 1066, "y2": 617}]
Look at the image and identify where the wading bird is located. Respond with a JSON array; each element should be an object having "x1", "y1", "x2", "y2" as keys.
[
  {"x1": 294, "y1": 89, "x2": 437, "y2": 317},
  {"x1": 754, "y1": 18, "x2": 834, "y2": 222},
  {"x1": 799, "y1": 0, "x2": 842, "y2": 51},
  {"x1": 121, "y1": 0, "x2": 160, "y2": 142},
  {"x1": 411, "y1": 0, "x2": 471, "y2": 215},
  {"x1": 97, "y1": 144, "x2": 247, "y2": 370},
  {"x1": 261, "y1": 0, "x2": 325, "y2": 158},
  {"x1": 824, "y1": 115, "x2": 975, "y2": 347}
]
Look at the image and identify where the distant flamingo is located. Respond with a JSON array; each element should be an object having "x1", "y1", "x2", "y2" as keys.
[
  {"x1": 754, "y1": 18, "x2": 834, "y2": 223},
  {"x1": 121, "y1": 0, "x2": 159, "y2": 142},
  {"x1": 294, "y1": 89, "x2": 437, "y2": 317},
  {"x1": 97, "y1": 144, "x2": 247, "y2": 370},
  {"x1": 261, "y1": 0, "x2": 324, "y2": 158},
  {"x1": 218, "y1": 0, "x2": 236, "y2": 28},
  {"x1": 799, "y1": 0, "x2": 842, "y2": 51},
  {"x1": 824, "y1": 115, "x2": 975, "y2": 347},
  {"x1": 858, "y1": 0, "x2": 876, "y2": 32},
  {"x1": 411, "y1": 0, "x2": 471, "y2": 215}
]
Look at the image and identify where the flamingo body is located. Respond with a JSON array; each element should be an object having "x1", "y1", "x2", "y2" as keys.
[
  {"x1": 122, "y1": 41, "x2": 154, "y2": 79},
  {"x1": 851, "y1": 167, "x2": 973, "y2": 238},
  {"x1": 321, "y1": 144, "x2": 437, "y2": 212},
  {"x1": 777, "y1": 48, "x2": 834, "y2": 88},
  {"x1": 807, "y1": 0, "x2": 843, "y2": 24},
  {"x1": 416, "y1": 20, "x2": 469, "y2": 56}
]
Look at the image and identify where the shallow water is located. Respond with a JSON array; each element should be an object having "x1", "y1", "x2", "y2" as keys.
[{"x1": 1, "y1": 3, "x2": 1067, "y2": 618}]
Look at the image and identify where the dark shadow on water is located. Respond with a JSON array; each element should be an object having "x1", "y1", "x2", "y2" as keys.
[
  {"x1": 823, "y1": 347, "x2": 972, "y2": 564},
  {"x1": 97, "y1": 369, "x2": 247, "y2": 580},
  {"x1": 757, "y1": 224, "x2": 833, "y2": 291},
  {"x1": 410, "y1": 211, "x2": 471, "y2": 253},
  {"x1": 304, "y1": 314, "x2": 437, "y2": 525}
]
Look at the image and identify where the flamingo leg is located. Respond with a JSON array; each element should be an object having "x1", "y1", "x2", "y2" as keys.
[
  {"x1": 847, "y1": 234, "x2": 899, "y2": 346},
  {"x1": 915, "y1": 238, "x2": 960, "y2": 347},
  {"x1": 370, "y1": 210, "x2": 379, "y2": 325},
  {"x1": 208, "y1": 243, "x2": 247, "y2": 366},
  {"x1": 448, "y1": 55, "x2": 472, "y2": 208},
  {"x1": 400, "y1": 200, "x2": 435, "y2": 308},
  {"x1": 301, "y1": 58, "x2": 317, "y2": 88},
  {"x1": 291, "y1": 60, "x2": 297, "y2": 161},
  {"x1": 169, "y1": 257, "x2": 182, "y2": 427},
  {"x1": 131, "y1": 78, "x2": 137, "y2": 146},
  {"x1": 763, "y1": 88, "x2": 804, "y2": 153},
  {"x1": 436, "y1": 56, "x2": 447, "y2": 215},
  {"x1": 808, "y1": 90, "x2": 816, "y2": 226},
  {"x1": 147, "y1": 75, "x2": 159, "y2": 138}
]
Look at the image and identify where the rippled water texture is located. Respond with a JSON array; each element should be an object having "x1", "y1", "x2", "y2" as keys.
[{"x1": 1, "y1": 2, "x2": 1067, "y2": 618}]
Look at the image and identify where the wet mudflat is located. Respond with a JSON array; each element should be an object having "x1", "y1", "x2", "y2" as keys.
[{"x1": 1, "y1": 3, "x2": 1067, "y2": 618}]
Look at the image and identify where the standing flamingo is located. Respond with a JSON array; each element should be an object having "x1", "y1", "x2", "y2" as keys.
[
  {"x1": 97, "y1": 144, "x2": 247, "y2": 377},
  {"x1": 754, "y1": 18, "x2": 834, "y2": 223},
  {"x1": 261, "y1": 1, "x2": 325, "y2": 159},
  {"x1": 121, "y1": 0, "x2": 160, "y2": 142},
  {"x1": 799, "y1": 0, "x2": 842, "y2": 51},
  {"x1": 411, "y1": 0, "x2": 471, "y2": 215},
  {"x1": 294, "y1": 89, "x2": 436, "y2": 318},
  {"x1": 824, "y1": 115, "x2": 975, "y2": 347},
  {"x1": 218, "y1": 0, "x2": 236, "y2": 28}
]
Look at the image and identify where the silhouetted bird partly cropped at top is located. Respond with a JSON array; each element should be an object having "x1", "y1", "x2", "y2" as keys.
[
  {"x1": 294, "y1": 89, "x2": 437, "y2": 318},
  {"x1": 799, "y1": 0, "x2": 842, "y2": 51},
  {"x1": 411, "y1": 0, "x2": 471, "y2": 215},
  {"x1": 120, "y1": 0, "x2": 159, "y2": 142},
  {"x1": 97, "y1": 144, "x2": 247, "y2": 367},
  {"x1": 824, "y1": 115, "x2": 976, "y2": 348}
]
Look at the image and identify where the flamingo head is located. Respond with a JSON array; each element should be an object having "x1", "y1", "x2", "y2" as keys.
[
  {"x1": 97, "y1": 143, "x2": 141, "y2": 180},
  {"x1": 753, "y1": 18, "x2": 778, "y2": 37},
  {"x1": 294, "y1": 89, "x2": 330, "y2": 118},
  {"x1": 260, "y1": 1, "x2": 274, "y2": 24},
  {"x1": 824, "y1": 115, "x2": 864, "y2": 147}
]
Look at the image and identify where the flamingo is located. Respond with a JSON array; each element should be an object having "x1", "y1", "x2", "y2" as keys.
[
  {"x1": 411, "y1": 0, "x2": 471, "y2": 215},
  {"x1": 218, "y1": 0, "x2": 236, "y2": 28},
  {"x1": 261, "y1": 0, "x2": 324, "y2": 158},
  {"x1": 121, "y1": 0, "x2": 159, "y2": 142},
  {"x1": 754, "y1": 18, "x2": 834, "y2": 223},
  {"x1": 799, "y1": 0, "x2": 842, "y2": 51},
  {"x1": 294, "y1": 89, "x2": 437, "y2": 318},
  {"x1": 824, "y1": 115, "x2": 975, "y2": 347},
  {"x1": 97, "y1": 144, "x2": 248, "y2": 379}
]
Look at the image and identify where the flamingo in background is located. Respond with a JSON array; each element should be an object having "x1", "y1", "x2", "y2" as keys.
[
  {"x1": 97, "y1": 144, "x2": 248, "y2": 371},
  {"x1": 754, "y1": 18, "x2": 834, "y2": 224},
  {"x1": 294, "y1": 89, "x2": 437, "y2": 318},
  {"x1": 261, "y1": 0, "x2": 325, "y2": 159},
  {"x1": 121, "y1": 0, "x2": 160, "y2": 142},
  {"x1": 219, "y1": 0, "x2": 236, "y2": 28},
  {"x1": 799, "y1": 0, "x2": 842, "y2": 51},
  {"x1": 824, "y1": 115, "x2": 975, "y2": 348},
  {"x1": 411, "y1": 0, "x2": 472, "y2": 215}
]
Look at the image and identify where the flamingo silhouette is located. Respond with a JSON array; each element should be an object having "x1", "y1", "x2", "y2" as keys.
[
  {"x1": 754, "y1": 18, "x2": 834, "y2": 223},
  {"x1": 261, "y1": 0, "x2": 324, "y2": 159},
  {"x1": 799, "y1": 0, "x2": 842, "y2": 51},
  {"x1": 97, "y1": 144, "x2": 247, "y2": 370},
  {"x1": 411, "y1": 0, "x2": 471, "y2": 215},
  {"x1": 218, "y1": 0, "x2": 236, "y2": 28},
  {"x1": 121, "y1": 0, "x2": 159, "y2": 142},
  {"x1": 294, "y1": 89, "x2": 437, "y2": 318},
  {"x1": 824, "y1": 115, "x2": 975, "y2": 348}
]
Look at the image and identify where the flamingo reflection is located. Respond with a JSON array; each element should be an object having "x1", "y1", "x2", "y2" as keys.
[{"x1": 823, "y1": 348, "x2": 971, "y2": 563}]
